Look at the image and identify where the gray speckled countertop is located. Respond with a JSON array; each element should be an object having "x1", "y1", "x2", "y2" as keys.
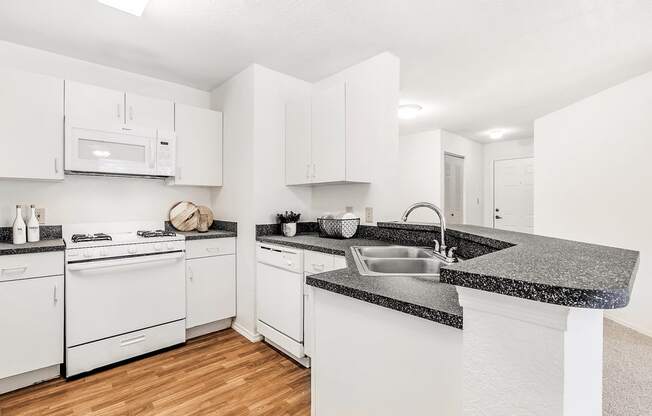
[
  {"x1": 257, "y1": 233, "x2": 463, "y2": 329},
  {"x1": 257, "y1": 222, "x2": 640, "y2": 328},
  {"x1": 0, "y1": 239, "x2": 66, "y2": 256},
  {"x1": 177, "y1": 229, "x2": 237, "y2": 241}
]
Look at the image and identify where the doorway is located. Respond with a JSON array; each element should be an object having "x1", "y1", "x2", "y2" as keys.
[
  {"x1": 493, "y1": 157, "x2": 534, "y2": 233},
  {"x1": 444, "y1": 153, "x2": 464, "y2": 225}
]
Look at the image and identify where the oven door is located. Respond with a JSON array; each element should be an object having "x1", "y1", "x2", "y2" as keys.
[
  {"x1": 65, "y1": 121, "x2": 158, "y2": 176},
  {"x1": 65, "y1": 251, "x2": 186, "y2": 347}
]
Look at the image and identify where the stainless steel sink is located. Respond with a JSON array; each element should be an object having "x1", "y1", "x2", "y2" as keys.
[
  {"x1": 351, "y1": 246, "x2": 446, "y2": 279},
  {"x1": 356, "y1": 246, "x2": 434, "y2": 259}
]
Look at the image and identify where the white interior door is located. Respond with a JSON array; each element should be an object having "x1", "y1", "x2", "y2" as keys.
[
  {"x1": 493, "y1": 157, "x2": 534, "y2": 233},
  {"x1": 444, "y1": 154, "x2": 464, "y2": 224}
]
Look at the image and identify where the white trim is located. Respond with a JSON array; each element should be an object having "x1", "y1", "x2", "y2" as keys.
[
  {"x1": 0, "y1": 365, "x2": 60, "y2": 395},
  {"x1": 457, "y1": 287, "x2": 570, "y2": 331},
  {"x1": 231, "y1": 320, "x2": 263, "y2": 342},
  {"x1": 605, "y1": 313, "x2": 652, "y2": 338},
  {"x1": 186, "y1": 318, "x2": 232, "y2": 339}
]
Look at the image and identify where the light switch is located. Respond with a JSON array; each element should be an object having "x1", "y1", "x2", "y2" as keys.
[{"x1": 365, "y1": 207, "x2": 373, "y2": 223}]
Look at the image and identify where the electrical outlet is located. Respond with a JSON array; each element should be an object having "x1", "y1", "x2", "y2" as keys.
[
  {"x1": 365, "y1": 207, "x2": 373, "y2": 223},
  {"x1": 345, "y1": 206, "x2": 354, "y2": 213},
  {"x1": 35, "y1": 208, "x2": 46, "y2": 224}
]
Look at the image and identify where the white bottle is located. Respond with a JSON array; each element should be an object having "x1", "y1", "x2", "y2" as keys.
[
  {"x1": 27, "y1": 205, "x2": 40, "y2": 243},
  {"x1": 12, "y1": 205, "x2": 26, "y2": 245}
]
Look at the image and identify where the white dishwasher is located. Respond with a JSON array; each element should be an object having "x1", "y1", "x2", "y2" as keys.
[{"x1": 256, "y1": 243, "x2": 308, "y2": 366}]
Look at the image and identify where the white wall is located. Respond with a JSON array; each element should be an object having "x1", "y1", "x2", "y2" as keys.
[
  {"x1": 310, "y1": 53, "x2": 401, "y2": 224},
  {"x1": 210, "y1": 64, "x2": 314, "y2": 338},
  {"x1": 0, "y1": 41, "x2": 213, "y2": 227},
  {"x1": 482, "y1": 138, "x2": 534, "y2": 227},
  {"x1": 252, "y1": 65, "x2": 313, "y2": 224},
  {"x1": 441, "y1": 130, "x2": 484, "y2": 226},
  {"x1": 534, "y1": 70, "x2": 652, "y2": 336},
  {"x1": 210, "y1": 66, "x2": 257, "y2": 338},
  {"x1": 398, "y1": 130, "x2": 443, "y2": 223}
]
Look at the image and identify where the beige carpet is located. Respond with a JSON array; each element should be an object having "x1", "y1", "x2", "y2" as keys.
[{"x1": 604, "y1": 318, "x2": 652, "y2": 416}]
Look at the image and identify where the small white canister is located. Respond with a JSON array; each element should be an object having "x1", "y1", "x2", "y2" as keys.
[{"x1": 282, "y1": 222, "x2": 297, "y2": 237}]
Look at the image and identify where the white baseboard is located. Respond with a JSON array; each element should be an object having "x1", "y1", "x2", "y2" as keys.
[
  {"x1": 186, "y1": 318, "x2": 232, "y2": 339},
  {"x1": 231, "y1": 321, "x2": 263, "y2": 342},
  {"x1": 605, "y1": 314, "x2": 652, "y2": 338},
  {"x1": 0, "y1": 365, "x2": 60, "y2": 395}
]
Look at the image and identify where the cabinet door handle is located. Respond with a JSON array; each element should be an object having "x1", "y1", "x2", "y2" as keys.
[
  {"x1": 117, "y1": 103, "x2": 122, "y2": 119},
  {"x1": 188, "y1": 265, "x2": 193, "y2": 281},
  {"x1": 129, "y1": 105, "x2": 134, "y2": 121},
  {"x1": 206, "y1": 247, "x2": 220, "y2": 253},
  {"x1": 53, "y1": 285, "x2": 58, "y2": 303},
  {"x1": 54, "y1": 157, "x2": 59, "y2": 174}
]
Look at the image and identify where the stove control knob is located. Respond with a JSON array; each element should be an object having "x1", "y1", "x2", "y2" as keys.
[
  {"x1": 99, "y1": 248, "x2": 109, "y2": 257},
  {"x1": 154, "y1": 243, "x2": 163, "y2": 251},
  {"x1": 128, "y1": 246, "x2": 137, "y2": 254},
  {"x1": 83, "y1": 250, "x2": 93, "y2": 258},
  {"x1": 167, "y1": 242, "x2": 174, "y2": 250}
]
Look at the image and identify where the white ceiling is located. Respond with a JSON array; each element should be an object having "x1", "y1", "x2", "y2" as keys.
[{"x1": 1, "y1": 0, "x2": 651, "y2": 142}]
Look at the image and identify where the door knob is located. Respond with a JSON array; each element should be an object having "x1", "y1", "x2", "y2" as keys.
[
  {"x1": 495, "y1": 208, "x2": 500, "y2": 212},
  {"x1": 495, "y1": 215, "x2": 503, "y2": 219}
]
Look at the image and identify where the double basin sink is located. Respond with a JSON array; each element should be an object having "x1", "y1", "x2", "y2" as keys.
[{"x1": 351, "y1": 246, "x2": 449, "y2": 279}]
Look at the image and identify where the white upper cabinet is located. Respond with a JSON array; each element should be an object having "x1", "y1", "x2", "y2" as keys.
[
  {"x1": 65, "y1": 81, "x2": 124, "y2": 128},
  {"x1": 125, "y1": 92, "x2": 174, "y2": 131},
  {"x1": 285, "y1": 99, "x2": 312, "y2": 185},
  {"x1": 65, "y1": 82, "x2": 174, "y2": 131},
  {"x1": 0, "y1": 68, "x2": 64, "y2": 180},
  {"x1": 311, "y1": 83, "x2": 346, "y2": 183},
  {"x1": 172, "y1": 104, "x2": 223, "y2": 186},
  {"x1": 284, "y1": 79, "x2": 378, "y2": 185}
]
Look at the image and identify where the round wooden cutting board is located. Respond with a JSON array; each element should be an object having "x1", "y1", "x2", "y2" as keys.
[
  {"x1": 197, "y1": 205, "x2": 215, "y2": 229},
  {"x1": 169, "y1": 201, "x2": 199, "y2": 231}
]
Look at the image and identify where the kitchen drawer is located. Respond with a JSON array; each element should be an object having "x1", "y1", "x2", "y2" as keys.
[
  {"x1": 186, "y1": 238, "x2": 235, "y2": 259},
  {"x1": 304, "y1": 250, "x2": 346, "y2": 275},
  {"x1": 0, "y1": 252, "x2": 64, "y2": 283},
  {"x1": 66, "y1": 319, "x2": 185, "y2": 377}
]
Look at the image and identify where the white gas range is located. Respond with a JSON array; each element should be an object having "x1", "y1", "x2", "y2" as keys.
[{"x1": 63, "y1": 222, "x2": 186, "y2": 377}]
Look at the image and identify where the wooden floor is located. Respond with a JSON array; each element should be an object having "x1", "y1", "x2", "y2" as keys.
[{"x1": 0, "y1": 329, "x2": 310, "y2": 416}]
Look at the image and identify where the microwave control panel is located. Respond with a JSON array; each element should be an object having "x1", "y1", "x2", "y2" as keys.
[{"x1": 156, "y1": 131, "x2": 176, "y2": 176}]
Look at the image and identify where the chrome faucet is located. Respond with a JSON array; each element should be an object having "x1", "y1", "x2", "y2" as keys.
[{"x1": 401, "y1": 202, "x2": 456, "y2": 262}]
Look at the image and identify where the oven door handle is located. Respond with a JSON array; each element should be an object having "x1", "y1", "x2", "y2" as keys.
[{"x1": 67, "y1": 251, "x2": 184, "y2": 271}]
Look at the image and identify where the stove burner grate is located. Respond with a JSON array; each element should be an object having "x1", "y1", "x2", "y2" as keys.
[
  {"x1": 71, "y1": 233, "x2": 112, "y2": 243},
  {"x1": 136, "y1": 230, "x2": 177, "y2": 238}
]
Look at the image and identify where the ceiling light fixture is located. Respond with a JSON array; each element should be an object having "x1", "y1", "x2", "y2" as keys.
[
  {"x1": 98, "y1": 0, "x2": 151, "y2": 16},
  {"x1": 398, "y1": 104, "x2": 423, "y2": 120},
  {"x1": 488, "y1": 129, "x2": 506, "y2": 140}
]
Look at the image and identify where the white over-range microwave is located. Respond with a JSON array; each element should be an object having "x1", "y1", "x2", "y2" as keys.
[{"x1": 64, "y1": 120, "x2": 176, "y2": 177}]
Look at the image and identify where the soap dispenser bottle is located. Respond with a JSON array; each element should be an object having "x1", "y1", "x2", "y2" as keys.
[
  {"x1": 12, "y1": 205, "x2": 26, "y2": 245},
  {"x1": 27, "y1": 205, "x2": 40, "y2": 243}
]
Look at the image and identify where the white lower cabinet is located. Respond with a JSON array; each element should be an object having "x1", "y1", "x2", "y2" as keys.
[
  {"x1": 186, "y1": 238, "x2": 236, "y2": 330},
  {"x1": 0, "y1": 270, "x2": 64, "y2": 381}
]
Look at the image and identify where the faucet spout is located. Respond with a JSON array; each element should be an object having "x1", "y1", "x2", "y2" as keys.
[{"x1": 401, "y1": 202, "x2": 448, "y2": 255}]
